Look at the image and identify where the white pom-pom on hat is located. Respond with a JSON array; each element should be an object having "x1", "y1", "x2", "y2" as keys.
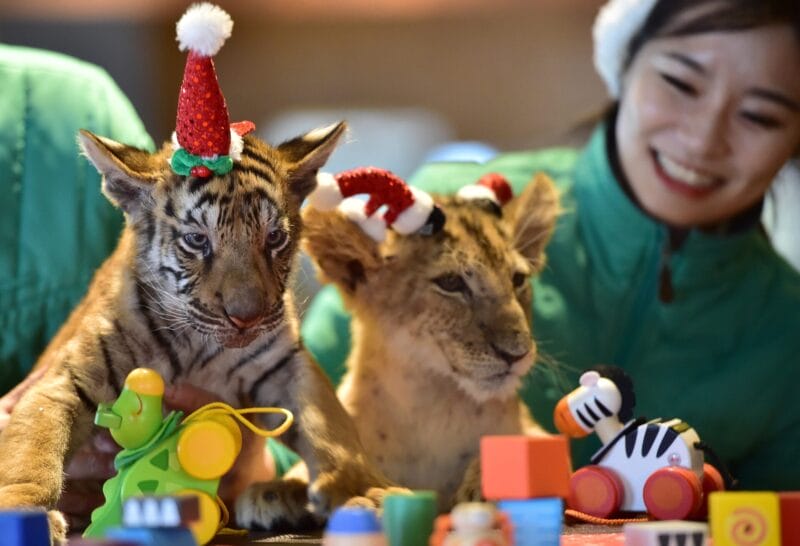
[
  {"x1": 308, "y1": 172, "x2": 344, "y2": 211},
  {"x1": 339, "y1": 197, "x2": 388, "y2": 242},
  {"x1": 176, "y1": 2, "x2": 233, "y2": 56},
  {"x1": 457, "y1": 184, "x2": 500, "y2": 203},
  {"x1": 392, "y1": 187, "x2": 434, "y2": 235},
  {"x1": 593, "y1": 0, "x2": 659, "y2": 98}
]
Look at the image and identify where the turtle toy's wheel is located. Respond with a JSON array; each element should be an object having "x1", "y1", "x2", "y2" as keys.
[{"x1": 177, "y1": 417, "x2": 241, "y2": 480}]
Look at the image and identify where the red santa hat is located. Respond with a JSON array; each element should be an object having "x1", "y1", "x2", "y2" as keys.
[
  {"x1": 308, "y1": 167, "x2": 445, "y2": 241},
  {"x1": 170, "y1": 3, "x2": 255, "y2": 179},
  {"x1": 456, "y1": 172, "x2": 514, "y2": 206}
]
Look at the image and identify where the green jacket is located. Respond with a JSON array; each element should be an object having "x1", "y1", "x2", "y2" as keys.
[
  {"x1": 0, "y1": 45, "x2": 153, "y2": 392},
  {"x1": 302, "y1": 124, "x2": 800, "y2": 490}
]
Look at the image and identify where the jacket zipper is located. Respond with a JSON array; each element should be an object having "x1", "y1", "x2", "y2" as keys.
[
  {"x1": 659, "y1": 236, "x2": 675, "y2": 303},
  {"x1": 613, "y1": 228, "x2": 664, "y2": 365}
]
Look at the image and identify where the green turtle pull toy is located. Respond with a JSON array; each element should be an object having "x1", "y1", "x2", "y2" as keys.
[{"x1": 83, "y1": 368, "x2": 293, "y2": 544}]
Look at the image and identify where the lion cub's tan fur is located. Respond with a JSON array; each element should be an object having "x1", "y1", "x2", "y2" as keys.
[{"x1": 303, "y1": 174, "x2": 560, "y2": 509}]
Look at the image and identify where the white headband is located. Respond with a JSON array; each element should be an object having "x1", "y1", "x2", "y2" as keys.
[{"x1": 593, "y1": 0, "x2": 659, "y2": 98}]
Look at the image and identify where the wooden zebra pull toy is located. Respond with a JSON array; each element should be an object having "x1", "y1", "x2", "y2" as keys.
[{"x1": 553, "y1": 365, "x2": 726, "y2": 521}]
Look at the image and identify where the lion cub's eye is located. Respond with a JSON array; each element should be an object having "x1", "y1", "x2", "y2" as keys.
[
  {"x1": 512, "y1": 272, "x2": 528, "y2": 289},
  {"x1": 266, "y1": 228, "x2": 289, "y2": 251},
  {"x1": 433, "y1": 273, "x2": 469, "y2": 294}
]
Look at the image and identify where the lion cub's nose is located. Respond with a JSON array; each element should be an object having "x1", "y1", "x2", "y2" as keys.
[{"x1": 490, "y1": 343, "x2": 529, "y2": 365}]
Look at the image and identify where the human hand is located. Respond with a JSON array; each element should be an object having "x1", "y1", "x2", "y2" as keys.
[
  {"x1": 163, "y1": 382, "x2": 276, "y2": 506},
  {"x1": 0, "y1": 364, "x2": 50, "y2": 430},
  {"x1": 59, "y1": 430, "x2": 120, "y2": 531}
]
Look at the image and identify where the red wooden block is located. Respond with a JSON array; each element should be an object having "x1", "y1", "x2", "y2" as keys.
[
  {"x1": 480, "y1": 435, "x2": 571, "y2": 500},
  {"x1": 779, "y1": 491, "x2": 800, "y2": 546}
]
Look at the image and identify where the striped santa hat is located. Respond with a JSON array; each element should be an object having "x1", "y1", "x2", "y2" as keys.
[{"x1": 308, "y1": 167, "x2": 445, "y2": 242}]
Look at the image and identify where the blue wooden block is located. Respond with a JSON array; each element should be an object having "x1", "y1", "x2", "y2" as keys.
[
  {"x1": 0, "y1": 510, "x2": 50, "y2": 546},
  {"x1": 105, "y1": 526, "x2": 197, "y2": 546},
  {"x1": 497, "y1": 498, "x2": 563, "y2": 546}
]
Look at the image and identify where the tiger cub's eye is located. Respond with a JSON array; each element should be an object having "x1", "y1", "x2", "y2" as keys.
[
  {"x1": 266, "y1": 228, "x2": 288, "y2": 251},
  {"x1": 183, "y1": 232, "x2": 208, "y2": 249}
]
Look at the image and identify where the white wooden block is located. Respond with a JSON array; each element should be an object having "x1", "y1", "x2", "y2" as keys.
[{"x1": 624, "y1": 520, "x2": 708, "y2": 546}]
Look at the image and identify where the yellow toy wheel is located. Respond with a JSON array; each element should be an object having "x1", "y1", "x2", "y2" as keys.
[
  {"x1": 177, "y1": 419, "x2": 240, "y2": 480},
  {"x1": 175, "y1": 488, "x2": 221, "y2": 545}
]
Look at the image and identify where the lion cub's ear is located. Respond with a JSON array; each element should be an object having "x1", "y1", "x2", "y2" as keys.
[
  {"x1": 302, "y1": 207, "x2": 383, "y2": 294},
  {"x1": 507, "y1": 173, "x2": 561, "y2": 272},
  {"x1": 78, "y1": 130, "x2": 163, "y2": 216}
]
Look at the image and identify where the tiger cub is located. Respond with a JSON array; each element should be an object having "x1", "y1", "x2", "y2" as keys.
[
  {"x1": 302, "y1": 173, "x2": 559, "y2": 510},
  {"x1": 0, "y1": 122, "x2": 394, "y2": 542}
]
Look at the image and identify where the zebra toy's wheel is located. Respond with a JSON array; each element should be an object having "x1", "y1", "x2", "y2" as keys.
[
  {"x1": 693, "y1": 463, "x2": 726, "y2": 519},
  {"x1": 568, "y1": 465, "x2": 624, "y2": 518},
  {"x1": 643, "y1": 467, "x2": 703, "y2": 520}
]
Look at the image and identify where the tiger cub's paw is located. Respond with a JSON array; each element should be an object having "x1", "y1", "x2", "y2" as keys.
[{"x1": 235, "y1": 478, "x2": 322, "y2": 532}]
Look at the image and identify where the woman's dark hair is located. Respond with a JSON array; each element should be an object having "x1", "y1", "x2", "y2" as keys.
[{"x1": 624, "y1": 0, "x2": 800, "y2": 76}]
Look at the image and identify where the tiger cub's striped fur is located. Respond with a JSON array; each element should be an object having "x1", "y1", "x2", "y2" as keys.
[{"x1": 0, "y1": 122, "x2": 394, "y2": 543}]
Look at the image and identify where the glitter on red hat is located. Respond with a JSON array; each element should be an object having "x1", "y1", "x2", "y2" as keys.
[
  {"x1": 176, "y1": 51, "x2": 230, "y2": 158},
  {"x1": 477, "y1": 172, "x2": 513, "y2": 205},
  {"x1": 334, "y1": 167, "x2": 416, "y2": 225}
]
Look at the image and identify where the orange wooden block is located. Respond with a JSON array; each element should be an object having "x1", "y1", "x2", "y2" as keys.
[{"x1": 480, "y1": 435, "x2": 572, "y2": 500}]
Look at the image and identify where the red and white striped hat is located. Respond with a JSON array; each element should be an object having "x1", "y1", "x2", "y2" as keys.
[
  {"x1": 456, "y1": 172, "x2": 513, "y2": 207},
  {"x1": 309, "y1": 167, "x2": 445, "y2": 241}
]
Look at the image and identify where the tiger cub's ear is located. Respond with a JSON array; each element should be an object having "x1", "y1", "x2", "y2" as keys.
[
  {"x1": 78, "y1": 129, "x2": 162, "y2": 216},
  {"x1": 277, "y1": 121, "x2": 347, "y2": 203}
]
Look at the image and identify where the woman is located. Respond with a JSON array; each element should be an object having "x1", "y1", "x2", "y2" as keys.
[{"x1": 302, "y1": 0, "x2": 800, "y2": 489}]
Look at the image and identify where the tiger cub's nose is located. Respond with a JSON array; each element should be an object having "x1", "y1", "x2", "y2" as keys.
[{"x1": 226, "y1": 312, "x2": 263, "y2": 330}]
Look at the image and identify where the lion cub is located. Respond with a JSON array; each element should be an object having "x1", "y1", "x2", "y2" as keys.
[{"x1": 302, "y1": 172, "x2": 559, "y2": 509}]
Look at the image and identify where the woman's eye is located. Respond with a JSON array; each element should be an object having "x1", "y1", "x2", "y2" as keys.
[
  {"x1": 512, "y1": 272, "x2": 528, "y2": 289},
  {"x1": 741, "y1": 111, "x2": 782, "y2": 130},
  {"x1": 266, "y1": 229, "x2": 288, "y2": 250},
  {"x1": 433, "y1": 273, "x2": 469, "y2": 294},
  {"x1": 183, "y1": 232, "x2": 208, "y2": 250},
  {"x1": 659, "y1": 73, "x2": 697, "y2": 96}
]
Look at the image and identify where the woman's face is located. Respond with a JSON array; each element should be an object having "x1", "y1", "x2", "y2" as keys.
[{"x1": 616, "y1": 23, "x2": 800, "y2": 227}]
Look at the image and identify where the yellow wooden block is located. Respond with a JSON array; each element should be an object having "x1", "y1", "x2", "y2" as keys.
[{"x1": 709, "y1": 491, "x2": 781, "y2": 546}]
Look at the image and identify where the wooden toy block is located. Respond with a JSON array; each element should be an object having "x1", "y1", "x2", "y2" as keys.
[
  {"x1": 0, "y1": 510, "x2": 50, "y2": 546},
  {"x1": 709, "y1": 491, "x2": 780, "y2": 546},
  {"x1": 480, "y1": 435, "x2": 571, "y2": 500},
  {"x1": 67, "y1": 538, "x2": 141, "y2": 546},
  {"x1": 779, "y1": 492, "x2": 800, "y2": 546},
  {"x1": 106, "y1": 526, "x2": 198, "y2": 546},
  {"x1": 623, "y1": 520, "x2": 708, "y2": 546},
  {"x1": 497, "y1": 498, "x2": 562, "y2": 546},
  {"x1": 123, "y1": 495, "x2": 200, "y2": 528}
]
